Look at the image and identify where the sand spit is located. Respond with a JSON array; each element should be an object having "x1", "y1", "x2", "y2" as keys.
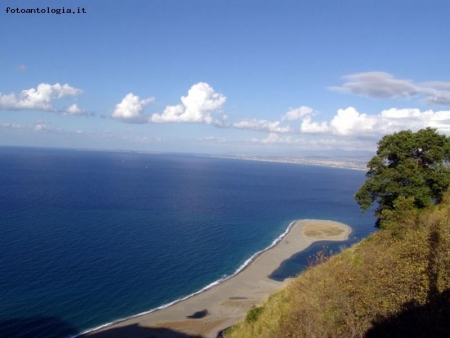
[{"x1": 84, "y1": 220, "x2": 351, "y2": 338}]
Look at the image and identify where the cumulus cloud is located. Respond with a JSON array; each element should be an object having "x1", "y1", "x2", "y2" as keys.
[
  {"x1": 0, "y1": 83, "x2": 84, "y2": 113},
  {"x1": 151, "y1": 104, "x2": 185, "y2": 123},
  {"x1": 329, "y1": 107, "x2": 379, "y2": 135},
  {"x1": 65, "y1": 104, "x2": 85, "y2": 115},
  {"x1": 300, "y1": 115, "x2": 330, "y2": 134},
  {"x1": 232, "y1": 119, "x2": 292, "y2": 133},
  {"x1": 329, "y1": 72, "x2": 450, "y2": 105},
  {"x1": 112, "y1": 93, "x2": 154, "y2": 122},
  {"x1": 150, "y1": 82, "x2": 226, "y2": 124},
  {"x1": 282, "y1": 106, "x2": 314, "y2": 120},
  {"x1": 231, "y1": 106, "x2": 315, "y2": 133},
  {"x1": 380, "y1": 108, "x2": 450, "y2": 131},
  {"x1": 300, "y1": 106, "x2": 450, "y2": 137}
]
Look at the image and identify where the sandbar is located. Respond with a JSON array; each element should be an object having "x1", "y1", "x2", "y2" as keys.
[{"x1": 84, "y1": 219, "x2": 351, "y2": 338}]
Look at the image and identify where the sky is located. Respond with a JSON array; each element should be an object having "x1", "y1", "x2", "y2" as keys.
[{"x1": 1, "y1": 0, "x2": 450, "y2": 156}]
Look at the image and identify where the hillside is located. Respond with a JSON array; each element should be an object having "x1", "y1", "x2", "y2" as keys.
[{"x1": 224, "y1": 193, "x2": 450, "y2": 337}]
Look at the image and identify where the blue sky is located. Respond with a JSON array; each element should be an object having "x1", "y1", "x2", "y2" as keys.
[{"x1": 1, "y1": 0, "x2": 450, "y2": 156}]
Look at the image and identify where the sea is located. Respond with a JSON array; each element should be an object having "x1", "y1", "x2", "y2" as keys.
[{"x1": 0, "y1": 147, "x2": 376, "y2": 338}]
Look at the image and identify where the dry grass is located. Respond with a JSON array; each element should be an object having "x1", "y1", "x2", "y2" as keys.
[
  {"x1": 220, "y1": 299, "x2": 260, "y2": 309},
  {"x1": 225, "y1": 194, "x2": 450, "y2": 338},
  {"x1": 303, "y1": 224, "x2": 345, "y2": 238}
]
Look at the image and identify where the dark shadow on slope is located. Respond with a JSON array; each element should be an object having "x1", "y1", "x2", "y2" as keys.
[
  {"x1": 86, "y1": 323, "x2": 203, "y2": 338},
  {"x1": 366, "y1": 289, "x2": 450, "y2": 338},
  {"x1": 269, "y1": 240, "x2": 350, "y2": 282},
  {"x1": 0, "y1": 316, "x2": 79, "y2": 338},
  {"x1": 427, "y1": 219, "x2": 442, "y2": 303},
  {"x1": 186, "y1": 309, "x2": 209, "y2": 319}
]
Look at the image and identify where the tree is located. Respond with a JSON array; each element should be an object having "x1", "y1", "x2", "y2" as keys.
[{"x1": 355, "y1": 128, "x2": 450, "y2": 226}]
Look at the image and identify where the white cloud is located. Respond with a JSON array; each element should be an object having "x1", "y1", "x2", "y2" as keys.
[
  {"x1": 32, "y1": 122, "x2": 64, "y2": 133},
  {"x1": 150, "y1": 82, "x2": 226, "y2": 124},
  {"x1": 329, "y1": 107, "x2": 378, "y2": 135},
  {"x1": 0, "y1": 121, "x2": 61, "y2": 133},
  {"x1": 262, "y1": 133, "x2": 290, "y2": 144},
  {"x1": 0, "y1": 83, "x2": 83, "y2": 112},
  {"x1": 0, "y1": 122, "x2": 26, "y2": 130},
  {"x1": 151, "y1": 104, "x2": 185, "y2": 123},
  {"x1": 1, "y1": 121, "x2": 91, "y2": 137},
  {"x1": 254, "y1": 132, "x2": 376, "y2": 151},
  {"x1": 329, "y1": 72, "x2": 450, "y2": 105},
  {"x1": 18, "y1": 65, "x2": 27, "y2": 72},
  {"x1": 65, "y1": 104, "x2": 85, "y2": 115},
  {"x1": 380, "y1": 108, "x2": 450, "y2": 131},
  {"x1": 300, "y1": 106, "x2": 450, "y2": 137},
  {"x1": 232, "y1": 106, "x2": 315, "y2": 134},
  {"x1": 282, "y1": 106, "x2": 314, "y2": 120},
  {"x1": 34, "y1": 123, "x2": 47, "y2": 131},
  {"x1": 112, "y1": 93, "x2": 154, "y2": 122},
  {"x1": 300, "y1": 116, "x2": 330, "y2": 134},
  {"x1": 232, "y1": 119, "x2": 292, "y2": 133}
]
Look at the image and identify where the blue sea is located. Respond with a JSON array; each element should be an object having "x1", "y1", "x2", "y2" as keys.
[{"x1": 0, "y1": 147, "x2": 376, "y2": 338}]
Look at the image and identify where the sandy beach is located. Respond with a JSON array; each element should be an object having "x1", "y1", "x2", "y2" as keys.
[{"x1": 84, "y1": 219, "x2": 351, "y2": 338}]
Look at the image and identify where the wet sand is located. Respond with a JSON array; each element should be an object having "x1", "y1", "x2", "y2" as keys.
[{"x1": 84, "y1": 219, "x2": 351, "y2": 338}]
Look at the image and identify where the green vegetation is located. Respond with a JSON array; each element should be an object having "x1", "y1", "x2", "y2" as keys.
[
  {"x1": 225, "y1": 129, "x2": 450, "y2": 337},
  {"x1": 245, "y1": 306, "x2": 264, "y2": 324},
  {"x1": 225, "y1": 197, "x2": 450, "y2": 337},
  {"x1": 354, "y1": 128, "x2": 450, "y2": 227}
]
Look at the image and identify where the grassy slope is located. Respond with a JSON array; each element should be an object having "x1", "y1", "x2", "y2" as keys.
[{"x1": 225, "y1": 197, "x2": 450, "y2": 338}]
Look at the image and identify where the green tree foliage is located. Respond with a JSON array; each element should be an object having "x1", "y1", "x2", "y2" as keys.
[{"x1": 355, "y1": 128, "x2": 450, "y2": 226}]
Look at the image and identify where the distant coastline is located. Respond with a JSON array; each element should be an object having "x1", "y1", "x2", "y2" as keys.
[
  {"x1": 0, "y1": 146, "x2": 369, "y2": 171},
  {"x1": 200, "y1": 154, "x2": 368, "y2": 171}
]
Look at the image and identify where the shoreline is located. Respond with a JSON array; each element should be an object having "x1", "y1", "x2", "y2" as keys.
[
  {"x1": 83, "y1": 219, "x2": 351, "y2": 338},
  {"x1": 198, "y1": 154, "x2": 367, "y2": 171}
]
